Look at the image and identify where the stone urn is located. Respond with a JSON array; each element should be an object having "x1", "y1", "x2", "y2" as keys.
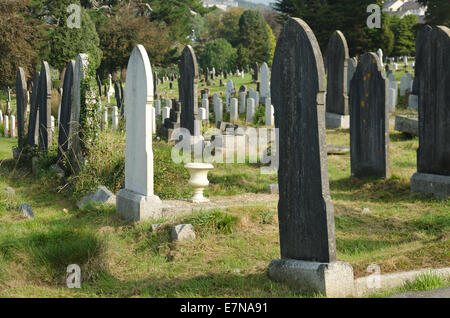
[{"x1": 185, "y1": 163, "x2": 214, "y2": 203}]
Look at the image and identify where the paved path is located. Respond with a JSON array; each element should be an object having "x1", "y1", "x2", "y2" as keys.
[{"x1": 388, "y1": 287, "x2": 450, "y2": 298}]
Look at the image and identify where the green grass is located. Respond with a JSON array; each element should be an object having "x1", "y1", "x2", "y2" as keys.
[{"x1": 0, "y1": 121, "x2": 448, "y2": 298}]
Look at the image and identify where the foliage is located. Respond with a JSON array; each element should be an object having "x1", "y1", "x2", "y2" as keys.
[
  {"x1": 390, "y1": 15, "x2": 419, "y2": 57},
  {"x1": 199, "y1": 39, "x2": 237, "y2": 72},
  {"x1": 44, "y1": 1, "x2": 102, "y2": 72},
  {"x1": 254, "y1": 104, "x2": 266, "y2": 126},
  {"x1": 364, "y1": 13, "x2": 395, "y2": 57},
  {"x1": 236, "y1": 10, "x2": 271, "y2": 68},
  {"x1": 266, "y1": 24, "x2": 276, "y2": 67},
  {"x1": 418, "y1": 0, "x2": 450, "y2": 27},
  {"x1": 0, "y1": 0, "x2": 42, "y2": 88}
]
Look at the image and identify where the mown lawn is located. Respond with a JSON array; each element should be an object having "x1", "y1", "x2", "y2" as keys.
[{"x1": 0, "y1": 117, "x2": 448, "y2": 297}]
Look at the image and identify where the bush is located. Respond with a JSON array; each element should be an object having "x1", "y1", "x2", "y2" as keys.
[{"x1": 254, "y1": 104, "x2": 265, "y2": 126}]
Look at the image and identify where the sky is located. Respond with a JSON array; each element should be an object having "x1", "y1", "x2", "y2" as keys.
[{"x1": 245, "y1": 0, "x2": 275, "y2": 5}]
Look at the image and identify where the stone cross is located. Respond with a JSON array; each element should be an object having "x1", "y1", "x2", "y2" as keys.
[
  {"x1": 325, "y1": 30, "x2": 349, "y2": 116},
  {"x1": 116, "y1": 44, "x2": 162, "y2": 221},
  {"x1": 57, "y1": 60, "x2": 75, "y2": 162},
  {"x1": 27, "y1": 72, "x2": 40, "y2": 146},
  {"x1": 411, "y1": 25, "x2": 450, "y2": 197},
  {"x1": 178, "y1": 45, "x2": 200, "y2": 136},
  {"x1": 16, "y1": 67, "x2": 28, "y2": 147},
  {"x1": 350, "y1": 53, "x2": 390, "y2": 179},
  {"x1": 268, "y1": 17, "x2": 353, "y2": 298},
  {"x1": 38, "y1": 62, "x2": 52, "y2": 151}
]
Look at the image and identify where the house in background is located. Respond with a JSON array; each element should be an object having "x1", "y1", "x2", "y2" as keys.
[{"x1": 383, "y1": 0, "x2": 427, "y2": 23}]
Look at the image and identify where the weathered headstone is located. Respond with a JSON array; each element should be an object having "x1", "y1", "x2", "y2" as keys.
[
  {"x1": 239, "y1": 91, "x2": 246, "y2": 114},
  {"x1": 325, "y1": 30, "x2": 350, "y2": 128},
  {"x1": 265, "y1": 97, "x2": 274, "y2": 126},
  {"x1": 27, "y1": 72, "x2": 40, "y2": 146},
  {"x1": 350, "y1": 52, "x2": 390, "y2": 179},
  {"x1": 16, "y1": 67, "x2": 28, "y2": 147},
  {"x1": 117, "y1": 45, "x2": 162, "y2": 221},
  {"x1": 112, "y1": 106, "x2": 119, "y2": 130},
  {"x1": 225, "y1": 79, "x2": 234, "y2": 111},
  {"x1": 38, "y1": 62, "x2": 52, "y2": 151},
  {"x1": 57, "y1": 60, "x2": 75, "y2": 162},
  {"x1": 268, "y1": 18, "x2": 353, "y2": 298},
  {"x1": 230, "y1": 98, "x2": 238, "y2": 122},
  {"x1": 252, "y1": 63, "x2": 259, "y2": 82},
  {"x1": 347, "y1": 57, "x2": 357, "y2": 96},
  {"x1": 179, "y1": 46, "x2": 200, "y2": 136},
  {"x1": 260, "y1": 62, "x2": 270, "y2": 102},
  {"x1": 412, "y1": 25, "x2": 433, "y2": 96},
  {"x1": 411, "y1": 26, "x2": 450, "y2": 197}
]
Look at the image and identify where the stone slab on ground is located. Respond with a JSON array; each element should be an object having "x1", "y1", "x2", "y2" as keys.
[
  {"x1": 160, "y1": 193, "x2": 278, "y2": 219},
  {"x1": 171, "y1": 224, "x2": 196, "y2": 241},
  {"x1": 327, "y1": 145, "x2": 350, "y2": 155},
  {"x1": 388, "y1": 287, "x2": 450, "y2": 298},
  {"x1": 410, "y1": 173, "x2": 450, "y2": 198},
  {"x1": 325, "y1": 112, "x2": 350, "y2": 129},
  {"x1": 77, "y1": 185, "x2": 116, "y2": 209},
  {"x1": 394, "y1": 115, "x2": 418, "y2": 136}
]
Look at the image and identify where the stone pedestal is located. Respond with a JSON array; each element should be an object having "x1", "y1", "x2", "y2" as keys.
[
  {"x1": 116, "y1": 189, "x2": 162, "y2": 222},
  {"x1": 325, "y1": 112, "x2": 350, "y2": 129},
  {"x1": 410, "y1": 173, "x2": 450, "y2": 198},
  {"x1": 268, "y1": 259, "x2": 354, "y2": 298}
]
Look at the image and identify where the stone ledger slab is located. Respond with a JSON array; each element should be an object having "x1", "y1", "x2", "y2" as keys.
[
  {"x1": 268, "y1": 259, "x2": 354, "y2": 298},
  {"x1": 410, "y1": 173, "x2": 450, "y2": 198},
  {"x1": 394, "y1": 115, "x2": 418, "y2": 136},
  {"x1": 325, "y1": 112, "x2": 350, "y2": 129}
]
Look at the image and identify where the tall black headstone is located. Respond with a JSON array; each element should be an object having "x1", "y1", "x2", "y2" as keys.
[
  {"x1": 350, "y1": 53, "x2": 390, "y2": 179},
  {"x1": 27, "y1": 71, "x2": 40, "y2": 146},
  {"x1": 268, "y1": 18, "x2": 353, "y2": 298},
  {"x1": 38, "y1": 62, "x2": 52, "y2": 151},
  {"x1": 57, "y1": 60, "x2": 75, "y2": 161},
  {"x1": 325, "y1": 30, "x2": 349, "y2": 116},
  {"x1": 178, "y1": 45, "x2": 199, "y2": 136},
  {"x1": 411, "y1": 26, "x2": 450, "y2": 197},
  {"x1": 16, "y1": 67, "x2": 28, "y2": 147},
  {"x1": 271, "y1": 18, "x2": 336, "y2": 263}
]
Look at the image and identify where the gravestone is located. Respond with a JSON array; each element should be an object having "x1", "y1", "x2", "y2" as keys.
[
  {"x1": 239, "y1": 91, "x2": 246, "y2": 114},
  {"x1": 260, "y1": 62, "x2": 270, "y2": 102},
  {"x1": 230, "y1": 98, "x2": 238, "y2": 122},
  {"x1": 114, "y1": 81, "x2": 122, "y2": 111},
  {"x1": 350, "y1": 52, "x2": 390, "y2": 179},
  {"x1": 412, "y1": 25, "x2": 433, "y2": 96},
  {"x1": 116, "y1": 45, "x2": 162, "y2": 221},
  {"x1": 38, "y1": 62, "x2": 52, "y2": 151},
  {"x1": 252, "y1": 63, "x2": 259, "y2": 82},
  {"x1": 27, "y1": 72, "x2": 40, "y2": 146},
  {"x1": 225, "y1": 79, "x2": 234, "y2": 111},
  {"x1": 246, "y1": 98, "x2": 255, "y2": 123},
  {"x1": 16, "y1": 67, "x2": 28, "y2": 147},
  {"x1": 265, "y1": 97, "x2": 274, "y2": 126},
  {"x1": 325, "y1": 30, "x2": 350, "y2": 128},
  {"x1": 268, "y1": 18, "x2": 353, "y2": 298},
  {"x1": 347, "y1": 57, "x2": 357, "y2": 97},
  {"x1": 112, "y1": 106, "x2": 119, "y2": 130},
  {"x1": 57, "y1": 60, "x2": 75, "y2": 162},
  {"x1": 377, "y1": 48, "x2": 383, "y2": 65},
  {"x1": 179, "y1": 45, "x2": 200, "y2": 136},
  {"x1": 4, "y1": 116, "x2": 9, "y2": 137},
  {"x1": 411, "y1": 26, "x2": 450, "y2": 197}
]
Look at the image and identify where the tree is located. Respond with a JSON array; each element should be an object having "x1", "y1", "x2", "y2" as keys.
[
  {"x1": 262, "y1": 9, "x2": 282, "y2": 39},
  {"x1": 0, "y1": 0, "x2": 42, "y2": 88},
  {"x1": 97, "y1": 5, "x2": 173, "y2": 76},
  {"x1": 418, "y1": 0, "x2": 450, "y2": 27},
  {"x1": 48, "y1": 5, "x2": 102, "y2": 72},
  {"x1": 236, "y1": 10, "x2": 271, "y2": 68},
  {"x1": 391, "y1": 15, "x2": 418, "y2": 57},
  {"x1": 365, "y1": 13, "x2": 395, "y2": 57},
  {"x1": 267, "y1": 24, "x2": 276, "y2": 67},
  {"x1": 199, "y1": 39, "x2": 237, "y2": 71},
  {"x1": 273, "y1": 0, "x2": 385, "y2": 56}
]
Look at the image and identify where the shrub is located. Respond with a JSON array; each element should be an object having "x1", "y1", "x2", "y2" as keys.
[{"x1": 254, "y1": 104, "x2": 265, "y2": 126}]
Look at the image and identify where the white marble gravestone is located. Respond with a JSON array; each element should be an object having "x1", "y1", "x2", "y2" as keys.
[
  {"x1": 265, "y1": 97, "x2": 274, "y2": 126},
  {"x1": 225, "y1": 79, "x2": 234, "y2": 111},
  {"x1": 112, "y1": 106, "x2": 119, "y2": 130},
  {"x1": 230, "y1": 98, "x2": 238, "y2": 122},
  {"x1": 116, "y1": 45, "x2": 162, "y2": 221},
  {"x1": 260, "y1": 62, "x2": 270, "y2": 102},
  {"x1": 246, "y1": 98, "x2": 255, "y2": 124}
]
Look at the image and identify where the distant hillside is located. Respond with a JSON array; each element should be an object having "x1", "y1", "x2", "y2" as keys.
[{"x1": 237, "y1": 0, "x2": 271, "y2": 10}]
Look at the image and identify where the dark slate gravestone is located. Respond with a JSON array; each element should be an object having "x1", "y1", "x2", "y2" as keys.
[
  {"x1": 411, "y1": 26, "x2": 450, "y2": 197},
  {"x1": 252, "y1": 63, "x2": 259, "y2": 82},
  {"x1": 271, "y1": 18, "x2": 336, "y2": 263},
  {"x1": 178, "y1": 45, "x2": 199, "y2": 136},
  {"x1": 412, "y1": 25, "x2": 433, "y2": 96},
  {"x1": 350, "y1": 52, "x2": 390, "y2": 179},
  {"x1": 38, "y1": 62, "x2": 52, "y2": 151},
  {"x1": 27, "y1": 71, "x2": 40, "y2": 146},
  {"x1": 16, "y1": 67, "x2": 28, "y2": 148},
  {"x1": 119, "y1": 81, "x2": 125, "y2": 117},
  {"x1": 325, "y1": 31, "x2": 349, "y2": 116},
  {"x1": 114, "y1": 81, "x2": 122, "y2": 110},
  {"x1": 96, "y1": 75, "x2": 102, "y2": 97},
  {"x1": 268, "y1": 18, "x2": 354, "y2": 297},
  {"x1": 347, "y1": 57, "x2": 358, "y2": 96},
  {"x1": 57, "y1": 60, "x2": 75, "y2": 162}
]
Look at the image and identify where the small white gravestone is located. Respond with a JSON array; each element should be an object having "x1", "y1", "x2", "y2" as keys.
[
  {"x1": 408, "y1": 94, "x2": 418, "y2": 111},
  {"x1": 388, "y1": 88, "x2": 397, "y2": 112},
  {"x1": 112, "y1": 106, "x2": 119, "y2": 130},
  {"x1": 246, "y1": 98, "x2": 255, "y2": 124},
  {"x1": 154, "y1": 100, "x2": 161, "y2": 118},
  {"x1": 108, "y1": 74, "x2": 115, "y2": 97},
  {"x1": 162, "y1": 107, "x2": 170, "y2": 121},
  {"x1": 116, "y1": 45, "x2": 162, "y2": 221},
  {"x1": 10, "y1": 115, "x2": 16, "y2": 137},
  {"x1": 239, "y1": 91, "x2": 246, "y2": 114},
  {"x1": 0, "y1": 110, "x2": 3, "y2": 124},
  {"x1": 166, "y1": 99, "x2": 172, "y2": 109},
  {"x1": 4, "y1": 115, "x2": 9, "y2": 137},
  {"x1": 215, "y1": 98, "x2": 223, "y2": 124},
  {"x1": 202, "y1": 98, "x2": 209, "y2": 119},
  {"x1": 199, "y1": 107, "x2": 207, "y2": 121},
  {"x1": 230, "y1": 98, "x2": 238, "y2": 122},
  {"x1": 265, "y1": 97, "x2": 274, "y2": 126},
  {"x1": 225, "y1": 79, "x2": 234, "y2": 111},
  {"x1": 249, "y1": 89, "x2": 259, "y2": 107},
  {"x1": 377, "y1": 48, "x2": 383, "y2": 65},
  {"x1": 400, "y1": 75, "x2": 410, "y2": 96},
  {"x1": 260, "y1": 62, "x2": 270, "y2": 101}
]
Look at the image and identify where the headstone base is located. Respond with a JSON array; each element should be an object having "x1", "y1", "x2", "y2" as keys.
[
  {"x1": 268, "y1": 259, "x2": 354, "y2": 298},
  {"x1": 116, "y1": 189, "x2": 162, "y2": 221},
  {"x1": 325, "y1": 112, "x2": 350, "y2": 129},
  {"x1": 394, "y1": 116, "x2": 418, "y2": 136},
  {"x1": 410, "y1": 173, "x2": 450, "y2": 198}
]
